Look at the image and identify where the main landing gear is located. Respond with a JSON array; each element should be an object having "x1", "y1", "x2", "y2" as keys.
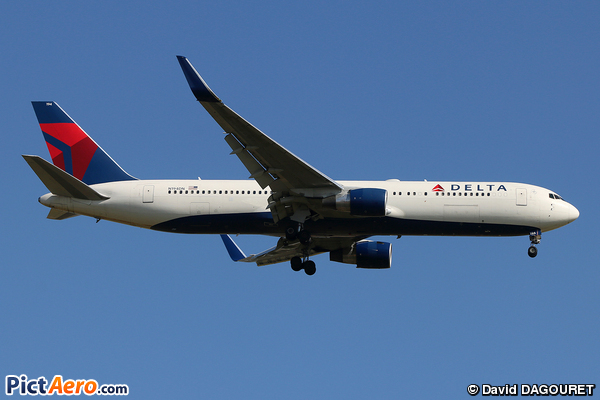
[
  {"x1": 528, "y1": 229, "x2": 541, "y2": 258},
  {"x1": 285, "y1": 224, "x2": 312, "y2": 245},
  {"x1": 291, "y1": 256, "x2": 316, "y2": 275},
  {"x1": 286, "y1": 223, "x2": 315, "y2": 275}
]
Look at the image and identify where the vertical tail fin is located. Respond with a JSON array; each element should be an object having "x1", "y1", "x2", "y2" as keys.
[{"x1": 32, "y1": 101, "x2": 136, "y2": 185}]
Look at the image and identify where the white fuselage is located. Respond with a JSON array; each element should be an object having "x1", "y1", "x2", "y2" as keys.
[{"x1": 38, "y1": 179, "x2": 579, "y2": 237}]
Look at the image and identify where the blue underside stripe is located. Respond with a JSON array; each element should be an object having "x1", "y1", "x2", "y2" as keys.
[{"x1": 151, "y1": 213, "x2": 536, "y2": 238}]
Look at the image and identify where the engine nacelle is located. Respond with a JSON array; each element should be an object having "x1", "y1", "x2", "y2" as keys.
[
  {"x1": 330, "y1": 240, "x2": 392, "y2": 269},
  {"x1": 323, "y1": 188, "x2": 387, "y2": 216}
]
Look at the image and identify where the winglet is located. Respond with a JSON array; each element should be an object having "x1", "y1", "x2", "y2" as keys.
[
  {"x1": 176, "y1": 56, "x2": 221, "y2": 103},
  {"x1": 220, "y1": 234, "x2": 247, "y2": 262}
]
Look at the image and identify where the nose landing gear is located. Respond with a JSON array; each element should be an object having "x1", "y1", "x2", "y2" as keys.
[
  {"x1": 528, "y1": 229, "x2": 541, "y2": 258},
  {"x1": 528, "y1": 246, "x2": 538, "y2": 258}
]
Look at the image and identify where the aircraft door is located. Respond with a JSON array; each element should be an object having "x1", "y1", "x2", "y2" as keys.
[
  {"x1": 143, "y1": 185, "x2": 154, "y2": 203},
  {"x1": 516, "y1": 188, "x2": 527, "y2": 206}
]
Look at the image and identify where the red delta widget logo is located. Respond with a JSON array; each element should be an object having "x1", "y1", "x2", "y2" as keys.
[
  {"x1": 5, "y1": 374, "x2": 129, "y2": 396},
  {"x1": 431, "y1": 184, "x2": 508, "y2": 192}
]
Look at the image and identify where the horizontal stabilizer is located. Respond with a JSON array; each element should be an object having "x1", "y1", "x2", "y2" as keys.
[
  {"x1": 23, "y1": 155, "x2": 109, "y2": 200},
  {"x1": 47, "y1": 209, "x2": 79, "y2": 220}
]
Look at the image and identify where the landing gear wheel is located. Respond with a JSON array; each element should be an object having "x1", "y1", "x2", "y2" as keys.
[
  {"x1": 285, "y1": 226, "x2": 297, "y2": 241},
  {"x1": 291, "y1": 256, "x2": 303, "y2": 272},
  {"x1": 297, "y1": 230, "x2": 312, "y2": 245},
  {"x1": 303, "y1": 260, "x2": 316, "y2": 275},
  {"x1": 528, "y1": 246, "x2": 538, "y2": 258}
]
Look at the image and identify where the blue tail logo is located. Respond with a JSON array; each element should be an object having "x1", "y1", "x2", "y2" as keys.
[{"x1": 32, "y1": 101, "x2": 136, "y2": 185}]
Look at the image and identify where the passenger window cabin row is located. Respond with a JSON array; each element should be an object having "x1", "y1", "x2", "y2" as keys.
[{"x1": 168, "y1": 189, "x2": 270, "y2": 195}]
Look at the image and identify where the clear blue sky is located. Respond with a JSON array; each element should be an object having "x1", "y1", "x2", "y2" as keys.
[{"x1": 1, "y1": 1, "x2": 598, "y2": 398}]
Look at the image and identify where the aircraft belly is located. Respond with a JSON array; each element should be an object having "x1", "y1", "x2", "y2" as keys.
[
  {"x1": 150, "y1": 213, "x2": 534, "y2": 237},
  {"x1": 304, "y1": 217, "x2": 533, "y2": 237},
  {"x1": 150, "y1": 212, "x2": 277, "y2": 234}
]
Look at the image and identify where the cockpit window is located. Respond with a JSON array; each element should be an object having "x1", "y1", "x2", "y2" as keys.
[
  {"x1": 549, "y1": 194, "x2": 555, "y2": 199},
  {"x1": 549, "y1": 193, "x2": 564, "y2": 200}
]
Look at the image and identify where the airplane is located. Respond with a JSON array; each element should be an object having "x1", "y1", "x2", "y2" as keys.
[{"x1": 23, "y1": 56, "x2": 579, "y2": 275}]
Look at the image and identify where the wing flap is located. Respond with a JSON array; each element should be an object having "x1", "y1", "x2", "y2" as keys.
[
  {"x1": 224, "y1": 133, "x2": 274, "y2": 188},
  {"x1": 244, "y1": 240, "x2": 325, "y2": 267}
]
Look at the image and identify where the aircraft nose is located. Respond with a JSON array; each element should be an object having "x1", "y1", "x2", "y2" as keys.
[{"x1": 568, "y1": 203, "x2": 580, "y2": 223}]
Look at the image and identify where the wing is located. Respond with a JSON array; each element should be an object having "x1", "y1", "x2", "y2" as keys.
[
  {"x1": 221, "y1": 234, "x2": 366, "y2": 267},
  {"x1": 220, "y1": 235, "x2": 316, "y2": 266},
  {"x1": 177, "y1": 56, "x2": 343, "y2": 222}
]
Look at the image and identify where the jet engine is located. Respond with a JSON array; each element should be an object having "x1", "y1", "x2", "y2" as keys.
[
  {"x1": 330, "y1": 240, "x2": 392, "y2": 269},
  {"x1": 323, "y1": 188, "x2": 387, "y2": 216}
]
